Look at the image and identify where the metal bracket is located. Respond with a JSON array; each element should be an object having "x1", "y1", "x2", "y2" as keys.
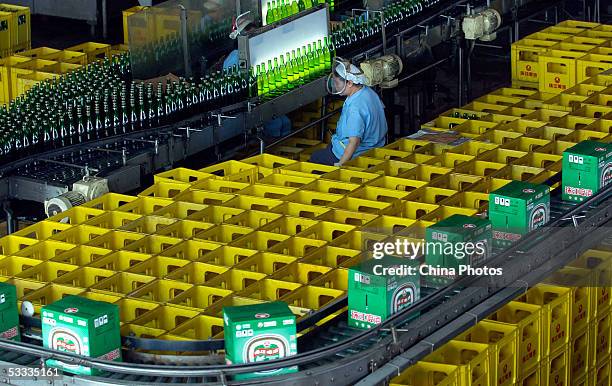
[{"x1": 211, "y1": 113, "x2": 238, "y2": 127}]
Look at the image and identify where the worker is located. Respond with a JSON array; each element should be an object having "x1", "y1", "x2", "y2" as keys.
[
  {"x1": 222, "y1": 12, "x2": 291, "y2": 137},
  {"x1": 309, "y1": 59, "x2": 388, "y2": 166}
]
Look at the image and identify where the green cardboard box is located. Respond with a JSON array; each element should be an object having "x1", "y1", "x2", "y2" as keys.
[
  {"x1": 348, "y1": 255, "x2": 420, "y2": 330},
  {"x1": 425, "y1": 214, "x2": 492, "y2": 287},
  {"x1": 41, "y1": 296, "x2": 121, "y2": 375},
  {"x1": 223, "y1": 301, "x2": 297, "y2": 380},
  {"x1": 489, "y1": 180, "x2": 550, "y2": 248},
  {"x1": 0, "y1": 282, "x2": 20, "y2": 341},
  {"x1": 562, "y1": 140, "x2": 612, "y2": 202}
]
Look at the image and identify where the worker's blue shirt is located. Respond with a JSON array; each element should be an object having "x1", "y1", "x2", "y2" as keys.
[
  {"x1": 331, "y1": 86, "x2": 387, "y2": 160},
  {"x1": 223, "y1": 50, "x2": 240, "y2": 70}
]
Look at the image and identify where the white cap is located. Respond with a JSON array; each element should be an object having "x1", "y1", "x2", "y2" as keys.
[{"x1": 335, "y1": 62, "x2": 366, "y2": 85}]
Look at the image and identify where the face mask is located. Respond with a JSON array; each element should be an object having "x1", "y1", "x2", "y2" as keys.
[{"x1": 326, "y1": 57, "x2": 366, "y2": 95}]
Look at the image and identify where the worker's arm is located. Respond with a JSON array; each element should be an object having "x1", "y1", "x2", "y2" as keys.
[{"x1": 336, "y1": 136, "x2": 360, "y2": 166}]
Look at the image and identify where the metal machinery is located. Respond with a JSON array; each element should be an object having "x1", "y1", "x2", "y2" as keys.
[{"x1": 0, "y1": 0, "x2": 609, "y2": 385}]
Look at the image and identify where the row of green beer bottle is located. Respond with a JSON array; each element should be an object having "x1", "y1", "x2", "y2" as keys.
[
  {"x1": 265, "y1": 0, "x2": 333, "y2": 25},
  {"x1": 253, "y1": 38, "x2": 333, "y2": 100}
]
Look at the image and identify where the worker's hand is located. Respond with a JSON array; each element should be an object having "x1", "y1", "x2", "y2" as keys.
[{"x1": 334, "y1": 162, "x2": 342, "y2": 167}]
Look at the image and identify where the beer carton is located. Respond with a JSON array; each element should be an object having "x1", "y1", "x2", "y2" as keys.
[
  {"x1": 0, "y1": 282, "x2": 20, "y2": 341},
  {"x1": 42, "y1": 296, "x2": 121, "y2": 375},
  {"x1": 223, "y1": 301, "x2": 297, "y2": 380},
  {"x1": 489, "y1": 180, "x2": 550, "y2": 248},
  {"x1": 425, "y1": 214, "x2": 492, "y2": 287},
  {"x1": 348, "y1": 255, "x2": 420, "y2": 330},
  {"x1": 562, "y1": 140, "x2": 612, "y2": 203}
]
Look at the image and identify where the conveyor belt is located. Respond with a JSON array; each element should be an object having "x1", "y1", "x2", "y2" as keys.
[{"x1": 0, "y1": 177, "x2": 609, "y2": 385}]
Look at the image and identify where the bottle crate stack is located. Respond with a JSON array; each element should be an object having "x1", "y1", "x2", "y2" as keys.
[
  {"x1": 511, "y1": 20, "x2": 611, "y2": 93},
  {"x1": 390, "y1": 245, "x2": 612, "y2": 386},
  {"x1": 0, "y1": 3, "x2": 30, "y2": 58}
]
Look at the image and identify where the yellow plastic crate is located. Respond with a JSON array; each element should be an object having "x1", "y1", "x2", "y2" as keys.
[
  {"x1": 49, "y1": 224, "x2": 113, "y2": 244},
  {"x1": 184, "y1": 205, "x2": 244, "y2": 224},
  {"x1": 486, "y1": 301, "x2": 542, "y2": 374},
  {"x1": 493, "y1": 165, "x2": 547, "y2": 182},
  {"x1": 321, "y1": 168, "x2": 379, "y2": 184},
  {"x1": 300, "y1": 179, "x2": 361, "y2": 196},
  {"x1": 189, "y1": 178, "x2": 249, "y2": 194},
  {"x1": 482, "y1": 113, "x2": 521, "y2": 124},
  {"x1": 17, "y1": 260, "x2": 78, "y2": 282},
  {"x1": 309, "y1": 268, "x2": 351, "y2": 292},
  {"x1": 331, "y1": 197, "x2": 393, "y2": 214},
  {"x1": 165, "y1": 261, "x2": 229, "y2": 285},
  {"x1": 405, "y1": 187, "x2": 458, "y2": 204},
  {"x1": 500, "y1": 106, "x2": 536, "y2": 118},
  {"x1": 580, "y1": 26, "x2": 612, "y2": 41},
  {"x1": 222, "y1": 210, "x2": 282, "y2": 229},
  {"x1": 271, "y1": 202, "x2": 331, "y2": 219},
  {"x1": 420, "y1": 206, "x2": 479, "y2": 223},
  {"x1": 360, "y1": 147, "x2": 412, "y2": 161},
  {"x1": 236, "y1": 278, "x2": 301, "y2": 303},
  {"x1": 363, "y1": 215, "x2": 416, "y2": 235},
  {"x1": 512, "y1": 37, "x2": 559, "y2": 83},
  {"x1": 399, "y1": 201, "x2": 440, "y2": 220},
  {"x1": 196, "y1": 245, "x2": 256, "y2": 267},
  {"x1": 561, "y1": 129, "x2": 610, "y2": 144},
  {"x1": 198, "y1": 160, "x2": 257, "y2": 180},
  {"x1": 168, "y1": 285, "x2": 232, "y2": 312},
  {"x1": 12, "y1": 239, "x2": 75, "y2": 261},
  {"x1": 384, "y1": 138, "x2": 430, "y2": 152},
  {"x1": 414, "y1": 142, "x2": 456, "y2": 156},
  {"x1": 348, "y1": 186, "x2": 411, "y2": 203},
  {"x1": 269, "y1": 261, "x2": 332, "y2": 286},
  {"x1": 477, "y1": 94, "x2": 525, "y2": 107},
  {"x1": 154, "y1": 239, "x2": 220, "y2": 262},
  {"x1": 116, "y1": 196, "x2": 173, "y2": 215},
  {"x1": 491, "y1": 87, "x2": 538, "y2": 98},
  {"x1": 82, "y1": 211, "x2": 142, "y2": 229},
  {"x1": 51, "y1": 245, "x2": 112, "y2": 266},
  {"x1": 172, "y1": 189, "x2": 236, "y2": 206},
  {"x1": 258, "y1": 216, "x2": 319, "y2": 236},
  {"x1": 124, "y1": 235, "x2": 182, "y2": 255},
  {"x1": 439, "y1": 108, "x2": 489, "y2": 120},
  {"x1": 422, "y1": 115, "x2": 468, "y2": 129},
  {"x1": 440, "y1": 191, "x2": 489, "y2": 211},
  {"x1": 315, "y1": 209, "x2": 376, "y2": 228},
  {"x1": 90, "y1": 271, "x2": 157, "y2": 297},
  {"x1": 0, "y1": 3, "x2": 30, "y2": 53},
  {"x1": 13, "y1": 70, "x2": 58, "y2": 97},
  {"x1": 128, "y1": 279, "x2": 193, "y2": 303},
  {"x1": 591, "y1": 357, "x2": 611, "y2": 386},
  {"x1": 463, "y1": 101, "x2": 507, "y2": 114},
  {"x1": 46, "y1": 206, "x2": 104, "y2": 225},
  {"x1": 88, "y1": 250, "x2": 153, "y2": 272},
  {"x1": 525, "y1": 126, "x2": 573, "y2": 142},
  {"x1": 448, "y1": 141, "x2": 499, "y2": 156},
  {"x1": 268, "y1": 236, "x2": 327, "y2": 257},
  {"x1": 525, "y1": 31, "x2": 569, "y2": 42},
  {"x1": 566, "y1": 83, "x2": 607, "y2": 97},
  {"x1": 477, "y1": 148, "x2": 528, "y2": 164},
  {"x1": 126, "y1": 256, "x2": 189, "y2": 278},
  {"x1": 5, "y1": 278, "x2": 44, "y2": 299},
  {"x1": 237, "y1": 184, "x2": 297, "y2": 200},
  {"x1": 467, "y1": 178, "x2": 513, "y2": 194},
  {"x1": 569, "y1": 327, "x2": 591, "y2": 382},
  {"x1": 82, "y1": 193, "x2": 137, "y2": 211},
  {"x1": 54, "y1": 266, "x2": 115, "y2": 288},
  {"x1": 13, "y1": 220, "x2": 71, "y2": 240},
  {"x1": 426, "y1": 153, "x2": 476, "y2": 169},
  {"x1": 203, "y1": 269, "x2": 266, "y2": 291},
  {"x1": 224, "y1": 195, "x2": 283, "y2": 211},
  {"x1": 280, "y1": 285, "x2": 343, "y2": 312},
  {"x1": 367, "y1": 159, "x2": 417, "y2": 177},
  {"x1": 241, "y1": 153, "x2": 297, "y2": 169},
  {"x1": 476, "y1": 130, "x2": 521, "y2": 146},
  {"x1": 389, "y1": 362, "x2": 460, "y2": 386},
  {"x1": 278, "y1": 161, "x2": 337, "y2": 178},
  {"x1": 167, "y1": 315, "x2": 225, "y2": 340},
  {"x1": 20, "y1": 284, "x2": 83, "y2": 315},
  {"x1": 0, "y1": 11, "x2": 14, "y2": 56},
  {"x1": 582, "y1": 92, "x2": 612, "y2": 107},
  {"x1": 543, "y1": 25, "x2": 587, "y2": 37},
  {"x1": 153, "y1": 168, "x2": 212, "y2": 184},
  {"x1": 122, "y1": 5, "x2": 151, "y2": 44},
  {"x1": 301, "y1": 242, "x2": 360, "y2": 266},
  {"x1": 454, "y1": 160, "x2": 507, "y2": 177},
  {"x1": 65, "y1": 42, "x2": 111, "y2": 63},
  {"x1": 342, "y1": 157, "x2": 385, "y2": 170},
  {"x1": 40, "y1": 62, "x2": 81, "y2": 75},
  {"x1": 258, "y1": 173, "x2": 316, "y2": 188},
  {"x1": 42, "y1": 49, "x2": 87, "y2": 65},
  {"x1": 0, "y1": 256, "x2": 41, "y2": 277},
  {"x1": 514, "y1": 152, "x2": 562, "y2": 170},
  {"x1": 131, "y1": 305, "x2": 198, "y2": 331},
  {"x1": 584, "y1": 119, "x2": 612, "y2": 134},
  {"x1": 367, "y1": 176, "x2": 427, "y2": 194},
  {"x1": 228, "y1": 230, "x2": 291, "y2": 250},
  {"x1": 501, "y1": 137, "x2": 551, "y2": 152},
  {"x1": 541, "y1": 349, "x2": 569, "y2": 386},
  {"x1": 0, "y1": 55, "x2": 28, "y2": 103},
  {"x1": 544, "y1": 93, "x2": 589, "y2": 112},
  {"x1": 120, "y1": 323, "x2": 166, "y2": 339},
  {"x1": 516, "y1": 285, "x2": 571, "y2": 356},
  {"x1": 281, "y1": 190, "x2": 344, "y2": 207},
  {"x1": 455, "y1": 320, "x2": 518, "y2": 386},
  {"x1": 572, "y1": 105, "x2": 612, "y2": 119},
  {"x1": 497, "y1": 118, "x2": 547, "y2": 135},
  {"x1": 429, "y1": 173, "x2": 482, "y2": 191},
  {"x1": 592, "y1": 313, "x2": 611, "y2": 367},
  {"x1": 424, "y1": 340, "x2": 490, "y2": 386},
  {"x1": 191, "y1": 225, "x2": 252, "y2": 245},
  {"x1": 113, "y1": 298, "x2": 160, "y2": 323},
  {"x1": 539, "y1": 49, "x2": 583, "y2": 93},
  {"x1": 155, "y1": 220, "x2": 214, "y2": 239},
  {"x1": 233, "y1": 253, "x2": 297, "y2": 275},
  {"x1": 403, "y1": 153, "x2": 438, "y2": 164},
  {"x1": 330, "y1": 230, "x2": 389, "y2": 250},
  {"x1": 399, "y1": 164, "x2": 452, "y2": 182}
]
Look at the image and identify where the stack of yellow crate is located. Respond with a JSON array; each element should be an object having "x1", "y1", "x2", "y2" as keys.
[
  {"x1": 389, "y1": 245, "x2": 611, "y2": 386},
  {"x1": 511, "y1": 20, "x2": 611, "y2": 93},
  {"x1": 123, "y1": 6, "x2": 149, "y2": 45},
  {"x1": 0, "y1": 3, "x2": 30, "y2": 57}
]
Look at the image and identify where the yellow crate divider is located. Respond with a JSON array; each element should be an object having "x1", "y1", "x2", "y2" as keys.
[
  {"x1": 20, "y1": 284, "x2": 84, "y2": 315},
  {"x1": 511, "y1": 37, "x2": 559, "y2": 83},
  {"x1": 114, "y1": 297, "x2": 160, "y2": 323},
  {"x1": 81, "y1": 192, "x2": 137, "y2": 210},
  {"x1": 0, "y1": 256, "x2": 42, "y2": 277},
  {"x1": 476, "y1": 129, "x2": 523, "y2": 146},
  {"x1": 428, "y1": 173, "x2": 482, "y2": 192},
  {"x1": 572, "y1": 105, "x2": 612, "y2": 120},
  {"x1": 127, "y1": 278, "x2": 193, "y2": 303},
  {"x1": 53, "y1": 266, "x2": 116, "y2": 288},
  {"x1": 362, "y1": 215, "x2": 416, "y2": 235},
  {"x1": 590, "y1": 357, "x2": 611, "y2": 386},
  {"x1": 234, "y1": 252, "x2": 298, "y2": 275},
  {"x1": 591, "y1": 312, "x2": 611, "y2": 367},
  {"x1": 543, "y1": 92, "x2": 589, "y2": 112},
  {"x1": 46, "y1": 206, "x2": 105, "y2": 225},
  {"x1": 258, "y1": 216, "x2": 319, "y2": 236},
  {"x1": 203, "y1": 269, "x2": 267, "y2": 291},
  {"x1": 229, "y1": 230, "x2": 291, "y2": 251},
  {"x1": 192, "y1": 224, "x2": 253, "y2": 245},
  {"x1": 538, "y1": 49, "x2": 585, "y2": 94},
  {"x1": 13, "y1": 220, "x2": 72, "y2": 240},
  {"x1": 168, "y1": 286, "x2": 233, "y2": 313},
  {"x1": 42, "y1": 49, "x2": 87, "y2": 65},
  {"x1": 16, "y1": 260, "x2": 78, "y2": 283},
  {"x1": 541, "y1": 348, "x2": 569, "y2": 386},
  {"x1": 51, "y1": 245, "x2": 112, "y2": 267},
  {"x1": 155, "y1": 220, "x2": 215, "y2": 239},
  {"x1": 280, "y1": 285, "x2": 344, "y2": 312},
  {"x1": 189, "y1": 178, "x2": 249, "y2": 194},
  {"x1": 165, "y1": 261, "x2": 229, "y2": 285},
  {"x1": 236, "y1": 278, "x2": 302, "y2": 302},
  {"x1": 420, "y1": 205, "x2": 479, "y2": 223},
  {"x1": 568, "y1": 327, "x2": 591, "y2": 382},
  {"x1": 423, "y1": 340, "x2": 491, "y2": 386},
  {"x1": 90, "y1": 271, "x2": 156, "y2": 296},
  {"x1": 166, "y1": 314, "x2": 225, "y2": 340},
  {"x1": 258, "y1": 173, "x2": 316, "y2": 188},
  {"x1": 237, "y1": 184, "x2": 297, "y2": 199},
  {"x1": 82, "y1": 211, "x2": 142, "y2": 229},
  {"x1": 65, "y1": 42, "x2": 111, "y2": 63},
  {"x1": 130, "y1": 305, "x2": 199, "y2": 332},
  {"x1": 153, "y1": 168, "x2": 214, "y2": 184},
  {"x1": 560, "y1": 129, "x2": 610, "y2": 143},
  {"x1": 525, "y1": 126, "x2": 573, "y2": 142},
  {"x1": 486, "y1": 301, "x2": 542, "y2": 374}
]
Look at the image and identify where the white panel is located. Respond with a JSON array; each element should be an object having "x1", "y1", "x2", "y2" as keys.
[{"x1": 248, "y1": 7, "x2": 328, "y2": 68}]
